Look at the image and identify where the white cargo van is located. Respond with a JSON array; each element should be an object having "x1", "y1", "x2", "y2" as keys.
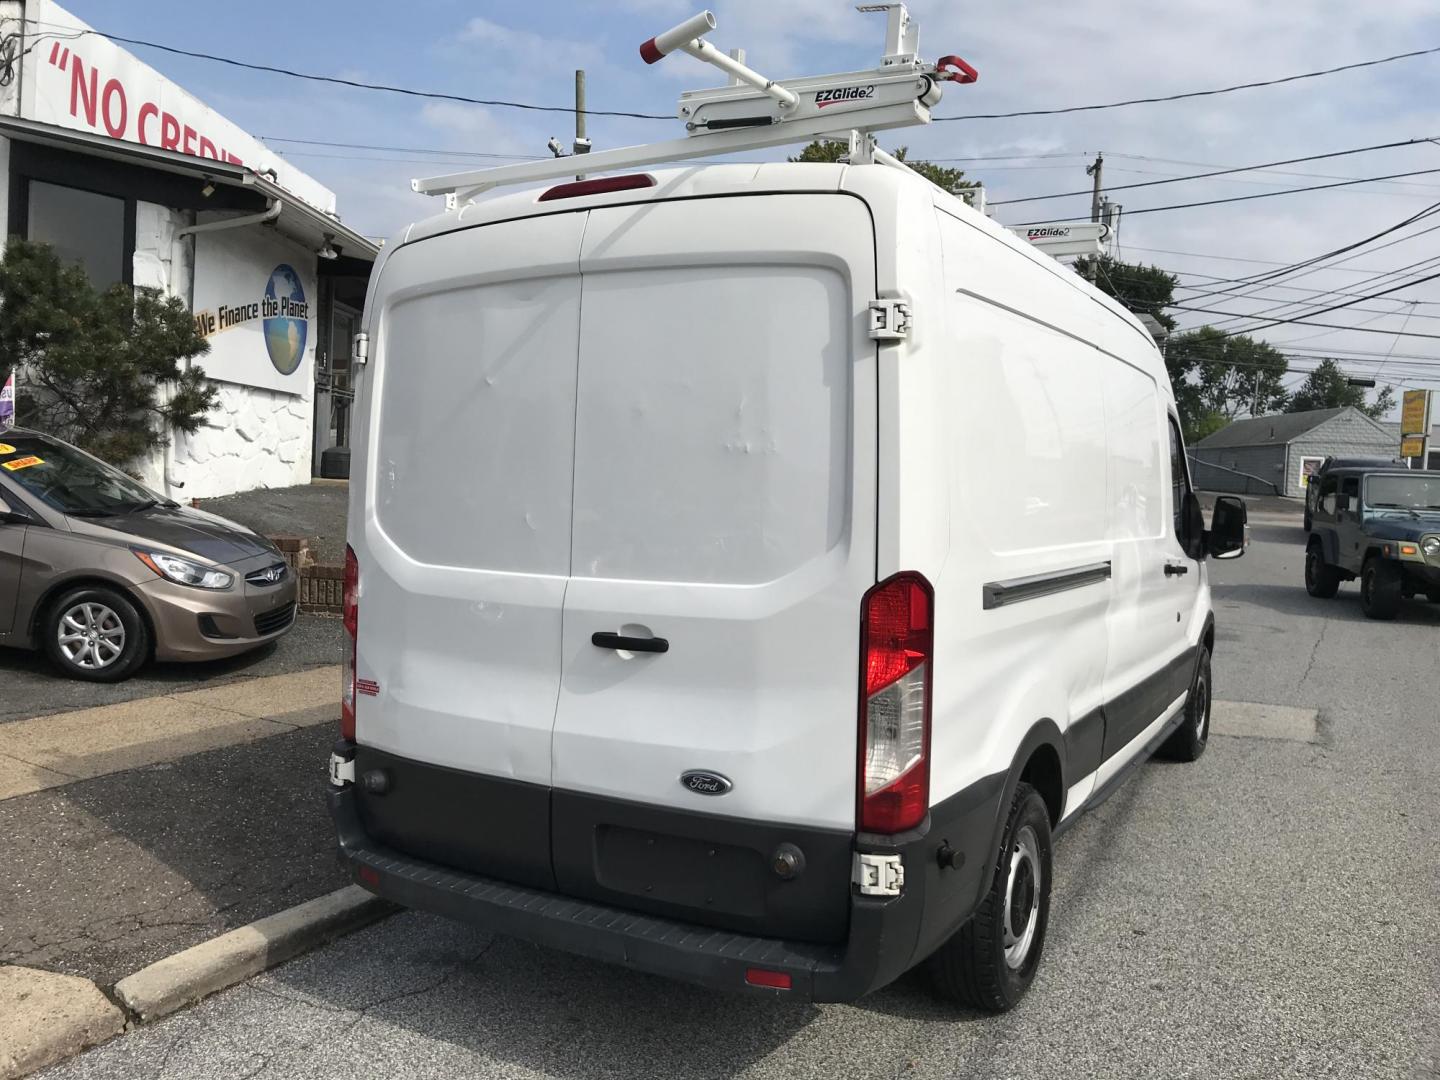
[{"x1": 328, "y1": 161, "x2": 1248, "y2": 1010}]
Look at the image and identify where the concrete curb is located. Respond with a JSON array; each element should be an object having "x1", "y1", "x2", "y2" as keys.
[
  {"x1": 0, "y1": 967, "x2": 126, "y2": 1080},
  {"x1": 113, "y1": 885, "x2": 395, "y2": 1024}
]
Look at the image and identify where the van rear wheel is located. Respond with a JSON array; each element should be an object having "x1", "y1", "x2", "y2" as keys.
[{"x1": 928, "y1": 782, "x2": 1052, "y2": 1012}]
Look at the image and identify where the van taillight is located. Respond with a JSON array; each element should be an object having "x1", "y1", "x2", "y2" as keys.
[
  {"x1": 341, "y1": 544, "x2": 358, "y2": 740},
  {"x1": 858, "y1": 572, "x2": 933, "y2": 834}
]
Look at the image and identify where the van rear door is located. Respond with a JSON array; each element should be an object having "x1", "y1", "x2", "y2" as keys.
[
  {"x1": 549, "y1": 195, "x2": 878, "y2": 940},
  {"x1": 354, "y1": 212, "x2": 587, "y2": 890}
]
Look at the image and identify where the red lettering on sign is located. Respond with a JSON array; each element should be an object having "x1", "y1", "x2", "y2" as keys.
[
  {"x1": 138, "y1": 102, "x2": 158, "y2": 144},
  {"x1": 101, "y1": 79, "x2": 127, "y2": 138},
  {"x1": 160, "y1": 112, "x2": 180, "y2": 151},
  {"x1": 69, "y1": 56, "x2": 98, "y2": 126},
  {"x1": 182, "y1": 125, "x2": 197, "y2": 155},
  {"x1": 198, "y1": 136, "x2": 218, "y2": 159},
  {"x1": 222, "y1": 151, "x2": 243, "y2": 165}
]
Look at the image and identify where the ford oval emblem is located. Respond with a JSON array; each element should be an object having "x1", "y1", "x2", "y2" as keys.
[{"x1": 681, "y1": 770, "x2": 732, "y2": 796}]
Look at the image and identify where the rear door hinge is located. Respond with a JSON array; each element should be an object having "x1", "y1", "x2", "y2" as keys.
[
  {"x1": 351, "y1": 331, "x2": 369, "y2": 366},
  {"x1": 329, "y1": 752, "x2": 355, "y2": 787},
  {"x1": 853, "y1": 851, "x2": 905, "y2": 896},
  {"x1": 868, "y1": 298, "x2": 911, "y2": 342}
]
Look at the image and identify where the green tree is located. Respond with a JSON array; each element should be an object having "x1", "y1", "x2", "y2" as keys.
[
  {"x1": 789, "y1": 139, "x2": 976, "y2": 194},
  {"x1": 0, "y1": 239, "x2": 218, "y2": 468},
  {"x1": 1075, "y1": 255, "x2": 1177, "y2": 332},
  {"x1": 1168, "y1": 327, "x2": 1290, "y2": 425},
  {"x1": 1286, "y1": 357, "x2": 1395, "y2": 418}
]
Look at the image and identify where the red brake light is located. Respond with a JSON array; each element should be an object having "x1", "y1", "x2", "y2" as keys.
[
  {"x1": 858, "y1": 572, "x2": 933, "y2": 834},
  {"x1": 537, "y1": 174, "x2": 656, "y2": 202},
  {"x1": 341, "y1": 544, "x2": 358, "y2": 740}
]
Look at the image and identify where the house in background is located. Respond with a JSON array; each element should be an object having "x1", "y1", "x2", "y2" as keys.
[{"x1": 1191, "y1": 407, "x2": 1399, "y2": 497}]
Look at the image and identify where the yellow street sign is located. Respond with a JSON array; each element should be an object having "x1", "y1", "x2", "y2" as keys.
[{"x1": 1400, "y1": 389, "x2": 1431, "y2": 437}]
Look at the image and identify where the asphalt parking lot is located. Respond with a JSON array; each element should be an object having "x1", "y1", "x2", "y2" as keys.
[{"x1": 36, "y1": 515, "x2": 1440, "y2": 1080}]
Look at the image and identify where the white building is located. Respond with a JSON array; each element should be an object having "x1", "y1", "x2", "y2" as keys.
[{"x1": 0, "y1": 0, "x2": 377, "y2": 497}]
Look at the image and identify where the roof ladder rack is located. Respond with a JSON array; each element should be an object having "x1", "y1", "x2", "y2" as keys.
[{"x1": 412, "y1": 5, "x2": 977, "y2": 206}]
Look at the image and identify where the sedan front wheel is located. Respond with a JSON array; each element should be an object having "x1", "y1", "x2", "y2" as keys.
[{"x1": 43, "y1": 586, "x2": 150, "y2": 682}]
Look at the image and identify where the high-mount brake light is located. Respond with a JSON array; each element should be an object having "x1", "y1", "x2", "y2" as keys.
[
  {"x1": 341, "y1": 545, "x2": 359, "y2": 740},
  {"x1": 537, "y1": 175, "x2": 657, "y2": 202},
  {"x1": 858, "y1": 572, "x2": 933, "y2": 834}
]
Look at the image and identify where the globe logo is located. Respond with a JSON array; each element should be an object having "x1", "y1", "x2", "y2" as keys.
[{"x1": 262, "y1": 264, "x2": 309, "y2": 375}]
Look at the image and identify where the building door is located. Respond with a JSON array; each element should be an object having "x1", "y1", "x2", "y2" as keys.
[{"x1": 313, "y1": 301, "x2": 361, "y2": 476}]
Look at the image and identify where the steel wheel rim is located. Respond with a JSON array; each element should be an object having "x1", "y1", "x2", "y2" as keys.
[
  {"x1": 1003, "y1": 824, "x2": 1042, "y2": 970},
  {"x1": 57, "y1": 602, "x2": 126, "y2": 670},
  {"x1": 1306, "y1": 550, "x2": 1318, "y2": 588}
]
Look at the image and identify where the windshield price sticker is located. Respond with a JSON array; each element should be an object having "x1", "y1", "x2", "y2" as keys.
[
  {"x1": 1, "y1": 455, "x2": 43, "y2": 471},
  {"x1": 0, "y1": 444, "x2": 14, "y2": 455}
]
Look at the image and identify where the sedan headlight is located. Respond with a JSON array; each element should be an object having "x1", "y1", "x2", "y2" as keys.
[
  {"x1": 1423, "y1": 536, "x2": 1440, "y2": 559},
  {"x1": 135, "y1": 550, "x2": 233, "y2": 590}
]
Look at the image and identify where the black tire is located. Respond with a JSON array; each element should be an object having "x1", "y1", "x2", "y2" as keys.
[
  {"x1": 1305, "y1": 543, "x2": 1341, "y2": 599},
  {"x1": 1160, "y1": 646, "x2": 1212, "y2": 762},
  {"x1": 929, "y1": 782, "x2": 1052, "y2": 1012},
  {"x1": 1360, "y1": 557, "x2": 1403, "y2": 621},
  {"x1": 42, "y1": 585, "x2": 150, "y2": 682}
]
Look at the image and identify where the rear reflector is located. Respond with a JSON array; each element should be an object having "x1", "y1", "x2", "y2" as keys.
[
  {"x1": 537, "y1": 174, "x2": 656, "y2": 202},
  {"x1": 744, "y1": 968, "x2": 792, "y2": 990},
  {"x1": 358, "y1": 865, "x2": 380, "y2": 888},
  {"x1": 858, "y1": 572, "x2": 934, "y2": 834}
]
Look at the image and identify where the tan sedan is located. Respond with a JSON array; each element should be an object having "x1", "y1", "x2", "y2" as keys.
[{"x1": 0, "y1": 429, "x2": 298, "y2": 681}]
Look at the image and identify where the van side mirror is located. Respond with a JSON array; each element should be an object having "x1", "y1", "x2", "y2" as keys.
[{"x1": 1206, "y1": 495, "x2": 1247, "y2": 560}]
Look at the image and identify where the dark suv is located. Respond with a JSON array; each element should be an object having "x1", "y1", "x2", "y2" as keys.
[
  {"x1": 1305, "y1": 467, "x2": 1440, "y2": 619},
  {"x1": 1303, "y1": 455, "x2": 1403, "y2": 532}
]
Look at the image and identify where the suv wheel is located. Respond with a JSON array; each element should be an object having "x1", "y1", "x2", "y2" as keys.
[
  {"x1": 1160, "y1": 646, "x2": 1211, "y2": 762},
  {"x1": 929, "y1": 782, "x2": 1052, "y2": 1012},
  {"x1": 1360, "y1": 557, "x2": 1403, "y2": 621},
  {"x1": 43, "y1": 586, "x2": 151, "y2": 682},
  {"x1": 1305, "y1": 543, "x2": 1341, "y2": 599}
]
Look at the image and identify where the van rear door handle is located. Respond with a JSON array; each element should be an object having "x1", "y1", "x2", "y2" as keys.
[
  {"x1": 592, "y1": 632, "x2": 669, "y2": 654},
  {"x1": 1164, "y1": 562, "x2": 1190, "y2": 577}
]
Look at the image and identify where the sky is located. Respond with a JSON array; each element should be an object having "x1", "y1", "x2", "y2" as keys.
[{"x1": 52, "y1": 1, "x2": 1440, "y2": 411}]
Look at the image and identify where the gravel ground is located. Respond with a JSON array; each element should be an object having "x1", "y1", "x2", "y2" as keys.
[
  {"x1": 199, "y1": 483, "x2": 349, "y2": 566},
  {"x1": 41, "y1": 523, "x2": 1440, "y2": 1080},
  {"x1": 0, "y1": 614, "x2": 343, "y2": 725}
]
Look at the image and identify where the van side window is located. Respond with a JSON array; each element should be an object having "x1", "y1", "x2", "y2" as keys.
[
  {"x1": 1167, "y1": 418, "x2": 1190, "y2": 540},
  {"x1": 1317, "y1": 475, "x2": 1339, "y2": 516}
]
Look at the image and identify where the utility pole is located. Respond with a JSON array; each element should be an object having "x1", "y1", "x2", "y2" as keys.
[
  {"x1": 574, "y1": 69, "x2": 587, "y2": 182},
  {"x1": 1087, "y1": 152, "x2": 1104, "y2": 224}
]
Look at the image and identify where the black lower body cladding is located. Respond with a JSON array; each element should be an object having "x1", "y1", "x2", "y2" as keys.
[{"x1": 332, "y1": 745, "x2": 1007, "y2": 1001}]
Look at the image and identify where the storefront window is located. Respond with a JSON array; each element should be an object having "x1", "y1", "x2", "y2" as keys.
[{"x1": 26, "y1": 180, "x2": 128, "y2": 290}]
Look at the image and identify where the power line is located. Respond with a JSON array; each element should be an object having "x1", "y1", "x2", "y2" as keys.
[
  {"x1": 1011, "y1": 168, "x2": 1440, "y2": 225},
  {"x1": 935, "y1": 44, "x2": 1440, "y2": 121},
  {"x1": 991, "y1": 136, "x2": 1440, "y2": 206},
  {"x1": 16, "y1": 18, "x2": 1440, "y2": 129},
  {"x1": 34, "y1": 24, "x2": 674, "y2": 120}
]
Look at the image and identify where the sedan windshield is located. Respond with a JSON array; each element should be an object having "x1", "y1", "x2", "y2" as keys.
[
  {"x1": 0, "y1": 435, "x2": 160, "y2": 516},
  {"x1": 1366, "y1": 474, "x2": 1440, "y2": 511}
]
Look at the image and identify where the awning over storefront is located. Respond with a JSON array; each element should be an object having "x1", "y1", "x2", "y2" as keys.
[{"x1": 0, "y1": 114, "x2": 378, "y2": 265}]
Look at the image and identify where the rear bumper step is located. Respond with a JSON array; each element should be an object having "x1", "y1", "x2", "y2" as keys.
[{"x1": 329, "y1": 783, "x2": 940, "y2": 1001}]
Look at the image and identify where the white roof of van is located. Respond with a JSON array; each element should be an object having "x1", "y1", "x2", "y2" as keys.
[{"x1": 389, "y1": 162, "x2": 1163, "y2": 386}]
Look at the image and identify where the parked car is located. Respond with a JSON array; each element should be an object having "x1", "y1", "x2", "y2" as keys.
[
  {"x1": 0, "y1": 429, "x2": 297, "y2": 681},
  {"x1": 1303, "y1": 455, "x2": 1403, "y2": 531},
  {"x1": 1305, "y1": 466, "x2": 1440, "y2": 618},
  {"x1": 327, "y1": 164, "x2": 1248, "y2": 1011}
]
